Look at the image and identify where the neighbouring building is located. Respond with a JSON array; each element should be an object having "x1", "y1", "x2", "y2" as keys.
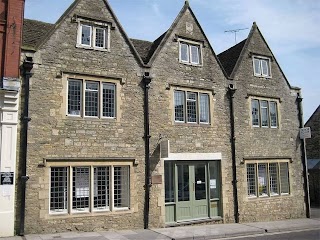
[
  {"x1": 0, "y1": 0, "x2": 25, "y2": 237},
  {"x1": 16, "y1": 0, "x2": 307, "y2": 235},
  {"x1": 305, "y1": 105, "x2": 320, "y2": 206}
]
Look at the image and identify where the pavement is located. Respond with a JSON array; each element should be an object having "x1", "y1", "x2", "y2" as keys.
[{"x1": 1, "y1": 208, "x2": 319, "y2": 240}]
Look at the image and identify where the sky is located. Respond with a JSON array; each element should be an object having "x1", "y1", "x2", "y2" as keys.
[{"x1": 24, "y1": 0, "x2": 320, "y2": 122}]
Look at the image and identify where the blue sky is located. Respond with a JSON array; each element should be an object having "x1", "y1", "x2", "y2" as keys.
[{"x1": 25, "y1": 0, "x2": 320, "y2": 122}]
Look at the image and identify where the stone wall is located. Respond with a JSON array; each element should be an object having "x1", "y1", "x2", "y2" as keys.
[
  {"x1": 16, "y1": 0, "x2": 307, "y2": 234},
  {"x1": 18, "y1": 0, "x2": 146, "y2": 234},
  {"x1": 147, "y1": 8, "x2": 233, "y2": 226},
  {"x1": 232, "y1": 25, "x2": 305, "y2": 221}
]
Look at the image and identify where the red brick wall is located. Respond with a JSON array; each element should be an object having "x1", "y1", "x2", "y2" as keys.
[{"x1": 0, "y1": 0, "x2": 25, "y2": 80}]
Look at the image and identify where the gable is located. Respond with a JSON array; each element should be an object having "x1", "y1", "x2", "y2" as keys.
[
  {"x1": 305, "y1": 105, "x2": 320, "y2": 127},
  {"x1": 146, "y1": 2, "x2": 227, "y2": 76},
  {"x1": 227, "y1": 22, "x2": 299, "y2": 90},
  {"x1": 27, "y1": 0, "x2": 144, "y2": 66}
]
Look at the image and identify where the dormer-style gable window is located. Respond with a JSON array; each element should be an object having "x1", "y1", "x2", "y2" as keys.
[
  {"x1": 77, "y1": 21, "x2": 110, "y2": 51},
  {"x1": 253, "y1": 56, "x2": 271, "y2": 77},
  {"x1": 178, "y1": 39, "x2": 202, "y2": 65}
]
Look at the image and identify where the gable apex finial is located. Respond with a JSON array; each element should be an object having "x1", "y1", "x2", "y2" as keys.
[{"x1": 185, "y1": 0, "x2": 190, "y2": 6}]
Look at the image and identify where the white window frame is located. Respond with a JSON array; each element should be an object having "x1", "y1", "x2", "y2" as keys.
[
  {"x1": 77, "y1": 22, "x2": 110, "y2": 51},
  {"x1": 246, "y1": 161, "x2": 290, "y2": 199},
  {"x1": 178, "y1": 38, "x2": 202, "y2": 66},
  {"x1": 173, "y1": 89, "x2": 210, "y2": 124},
  {"x1": 67, "y1": 78, "x2": 117, "y2": 119},
  {"x1": 253, "y1": 56, "x2": 271, "y2": 78},
  {"x1": 250, "y1": 98, "x2": 278, "y2": 128},
  {"x1": 49, "y1": 165, "x2": 130, "y2": 215}
]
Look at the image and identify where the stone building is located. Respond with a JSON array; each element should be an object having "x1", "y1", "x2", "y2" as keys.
[
  {"x1": 17, "y1": 0, "x2": 307, "y2": 234},
  {"x1": 305, "y1": 105, "x2": 320, "y2": 206}
]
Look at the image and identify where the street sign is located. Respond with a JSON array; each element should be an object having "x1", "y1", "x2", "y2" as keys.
[
  {"x1": 300, "y1": 127, "x2": 311, "y2": 139},
  {"x1": 0, "y1": 172, "x2": 14, "y2": 185}
]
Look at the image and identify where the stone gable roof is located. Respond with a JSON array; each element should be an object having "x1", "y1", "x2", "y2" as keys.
[
  {"x1": 305, "y1": 104, "x2": 320, "y2": 127},
  {"x1": 22, "y1": 18, "x2": 166, "y2": 64},
  {"x1": 217, "y1": 39, "x2": 246, "y2": 77},
  {"x1": 23, "y1": 19, "x2": 54, "y2": 50}
]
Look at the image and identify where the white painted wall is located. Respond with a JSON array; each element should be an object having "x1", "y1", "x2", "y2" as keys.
[{"x1": 0, "y1": 89, "x2": 19, "y2": 237}]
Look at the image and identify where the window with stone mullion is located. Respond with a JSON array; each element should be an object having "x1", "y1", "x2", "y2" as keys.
[
  {"x1": 269, "y1": 163, "x2": 279, "y2": 195},
  {"x1": 199, "y1": 93, "x2": 209, "y2": 123},
  {"x1": 246, "y1": 164, "x2": 257, "y2": 197},
  {"x1": 102, "y1": 83, "x2": 115, "y2": 118},
  {"x1": 68, "y1": 80, "x2": 82, "y2": 116},
  {"x1": 174, "y1": 91, "x2": 185, "y2": 122},
  {"x1": 95, "y1": 27, "x2": 105, "y2": 48},
  {"x1": 187, "y1": 92, "x2": 197, "y2": 123},
  {"x1": 85, "y1": 81, "x2": 99, "y2": 117}
]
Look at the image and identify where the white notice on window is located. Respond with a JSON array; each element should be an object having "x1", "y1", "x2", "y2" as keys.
[
  {"x1": 210, "y1": 179, "x2": 216, "y2": 189},
  {"x1": 75, "y1": 172, "x2": 89, "y2": 198}
]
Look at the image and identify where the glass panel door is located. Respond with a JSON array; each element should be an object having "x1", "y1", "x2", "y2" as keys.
[
  {"x1": 194, "y1": 164, "x2": 206, "y2": 200},
  {"x1": 177, "y1": 164, "x2": 190, "y2": 201},
  {"x1": 176, "y1": 164, "x2": 192, "y2": 221}
]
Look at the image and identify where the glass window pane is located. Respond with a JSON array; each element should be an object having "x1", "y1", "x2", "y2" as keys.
[
  {"x1": 102, "y1": 83, "x2": 115, "y2": 118},
  {"x1": 280, "y1": 163, "x2": 289, "y2": 194},
  {"x1": 258, "y1": 164, "x2": 268, "y2": 196},
  {"x1": 251, "y1": 99, "x2": 260, "y2": 126},
  {"x1": 270, "y1": 101, "x2": 278, "y2": 127},
  {"x1": 114, "y1": 166, "x2": 130, "y2": 208},
  {"x1": 50, "y1": 167, "x2": 68, "y2": 212},
  {"x1": 85, "y1": 81, "x2": 99, "y2": 117},
  {"x1": 95, "y1": 27, "x2": 105, "y2": 48},
  {"x1": 200, "y1": 93, "x2": 209, "y2": 123},
  {"x1": 187, "y1": 92, "x2": 197, "y2": 123},
  {"x1": 180, "y1": 43, "x2": 189, "y2": 62},
  {"x1": 72, "y1": 167, "x2": 90, "y2": 212},
  {"x1": 247, "y1": 164, "x2": 256, "y2": 197},
  {"x1": 260, "y1": 100, "x2": 269, "y2": 127},
  {"x1": 190, "y1": 45, "x2": 200, "y2": 64},
  {"x1": 194, "y1": 165, "x2": 206, "y2": 200},
  {"x1": 174, "y1": 91, "x2": 185, "y2": 122},
  {"x1": 261, "y1": 59, "x2": 269, "y2": 76},
  {"x1": 81, "y1": 25, "x2": 91, "y2": 46},
  {"x1": 269, "y1": 163, "x2": 279, "y2": 195},
  {"x1": 68, "y1": 80, "x2": 81, "y2": 116},
  {"x1": 209, "y1": 161, "x2": 220, "y2": 199},
  {"x1": 94, "y1": 167, "x2": 110, "y2": 210},
  {"x1": 177, "y1": 165, "x2": 189, "y2": 201},
  {"x1": 254, "y1": 58, "x2": 261, "y2": 75},
  {"x1": 165, "y1": 162, "x2": 175, "y2": 203}
]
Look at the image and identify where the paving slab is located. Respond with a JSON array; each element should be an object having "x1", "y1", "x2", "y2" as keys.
[
  {"x1": 243, "y1": 218, "x2": 320, "y2": 233},
  {"x1": 153, "y1": 223, "x2": 265, "y2": 240}
]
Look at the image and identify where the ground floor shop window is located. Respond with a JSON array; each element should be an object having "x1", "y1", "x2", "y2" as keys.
[
  {"x1": 246, "y1": 162, "x2": 289, "y2": 198},
  {"x1": 164, "y1": 161, "x2": 221, "y2": 223},
  {"x1": 50, "y1": 165, "x2": 129, "y2": 214}
]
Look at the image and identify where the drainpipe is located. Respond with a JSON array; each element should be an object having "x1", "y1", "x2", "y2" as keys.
[
  {"x1": 228, "y1": 83, "x2": 239, "y2": 223},
  {"x1": 142, "y1": 72, "x2": 152, "y2": 229},
  {"x1": 19, "y1": 57, "x2": 33, "y2": 236},
  {"x1": 296, "y1": 93, "x2": 310, "y2": 218}
]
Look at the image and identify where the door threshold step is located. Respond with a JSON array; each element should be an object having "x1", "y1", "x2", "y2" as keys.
[{"x1": 165, "y1": 217, "x2": 223, "y2": 227}]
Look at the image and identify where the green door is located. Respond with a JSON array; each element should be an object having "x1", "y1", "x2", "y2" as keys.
[{"x1": 176, "y1": 163, "x2": 208, "y2": 221}]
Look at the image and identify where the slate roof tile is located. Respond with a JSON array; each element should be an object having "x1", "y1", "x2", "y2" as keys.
[
  {"x1": 23, "y1": 19, "x2": 54, "y2": 49},
  {"x1": 217, "y1": 39, "x2": 246, "y2": 77}
]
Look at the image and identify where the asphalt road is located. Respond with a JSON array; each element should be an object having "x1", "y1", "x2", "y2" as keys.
[{"x1": 219, "y1": 229, "x2": 320, "y2": 240}]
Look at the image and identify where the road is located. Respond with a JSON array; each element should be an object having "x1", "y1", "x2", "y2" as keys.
[{"x1": 219, "y1": 229, "x2": 320, "y2": 240}]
